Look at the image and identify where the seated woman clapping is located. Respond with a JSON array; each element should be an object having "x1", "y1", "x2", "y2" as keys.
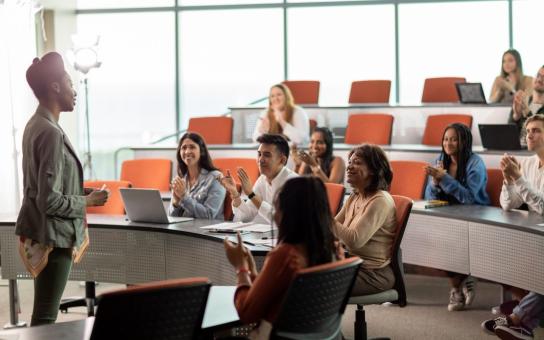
[
  {"x1": 223, "y1": 176, "x2": 342, "y2": 329},
  {"x1": 169, "y1": 132, "x2": 226, "y2": 219},
  {"x1": 292, "y1": 127, "x2": 345, "y2": 184}
]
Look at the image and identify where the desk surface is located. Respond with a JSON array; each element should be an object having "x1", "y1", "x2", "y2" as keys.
[
  {"x1": 0, "y1": 214, "x2": 271, "y2": 255},
  {"x1": 0, "y1": 286, "x2": 238, "y2": 339},
  {"x1": 412, "y1": 204, "x2": 544, "y2": 236}
]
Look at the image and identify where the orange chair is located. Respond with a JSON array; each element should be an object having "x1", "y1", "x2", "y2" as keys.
[
  {"x1": 85, "y1": 180, "x2": 132, "y2": 215},
  {"x1": 486, "y1": 168, "x2": 504, "y2": 207},
  {"x1": 421, "y1": 114, "x2": 473, "y2": 146},
  {"x1": 349, "y1": 80, "x2": 391, "y2": 104},
  {"x1": 282, "y1": 80, "x2": 320, "y2": 105},
  {"x1": 120, "y1": 158, "x2": 172, "y2": 192},
  {"x1": 325, "y1": 182, "x2": 346, "y2": 216},
  {"x1": 389, "y1": 161, "x2": 428, "y2": 200},
  {"x1": 214, "y1": 158, "x2": 260, "y2": 185},
  {"x1": 421, "y1": 77, "x2": 466, "y2": 103},
  {"x1": 344, "y1": 113, "x2": 394, "y2": 145},
  {"x1": 187, "y1": 116, "x2": 233, "y2": 144}
]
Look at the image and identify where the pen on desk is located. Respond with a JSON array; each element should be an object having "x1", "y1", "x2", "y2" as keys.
[{"x1": 243, "y1": 240, "x2": 256, "y2": 246}]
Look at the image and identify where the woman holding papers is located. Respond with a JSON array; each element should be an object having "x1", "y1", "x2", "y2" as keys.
[
  {"x1": 252, "y1": 83, "x2": 310, "y2": 145},
  {"x1": 292, "y1": 126, "x2": 345, "y2": 184},
  {"x1": 332, "y1": 144, "x2": 397, "y2": 296},
  {"x1": 16, "y1": 52, "x2": 108, "y2": 326},
  {"x1": 223, "y1": 177, "x2": 342, "y2": 330},
  {"x1": 490, "y1": 49, "x2": 533, "y2": 104},
  {"x1": 169, "y1": 132, "x2": 226, "y2": 219},
  {"x1": 424, "y1": 123, "x2": 490, "y2": 312}
]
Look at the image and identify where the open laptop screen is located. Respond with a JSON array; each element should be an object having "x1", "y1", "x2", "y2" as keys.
[{"x1": 456, "y1": 83, "x2": 487, "y2": 104}]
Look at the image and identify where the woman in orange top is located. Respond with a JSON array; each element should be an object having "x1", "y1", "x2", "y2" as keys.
[{"x1": 223, "y1": 176, "x2": 341, "y2": 327}]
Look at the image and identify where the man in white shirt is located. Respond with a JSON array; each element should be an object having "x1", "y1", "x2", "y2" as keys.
[
  {"x1": 481, "y1": 114, "x2": 544, "y2": 339},
  {"x1": 220, "y1": 134, "x2": 298, "y2": 224},
  {"x1": 500, "y1": 114, "x2": 544, "y2": 214},
  {"x1": 510, "y1": 66, "x2": 544, "y2": 146}
]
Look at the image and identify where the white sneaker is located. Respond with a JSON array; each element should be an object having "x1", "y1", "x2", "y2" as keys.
[
  {"x1": 448, "y1": 288, "x2": 465, "y2": 311},
  {"x1": 462, "y1": 276, "x2": 476, "y2": 305}
]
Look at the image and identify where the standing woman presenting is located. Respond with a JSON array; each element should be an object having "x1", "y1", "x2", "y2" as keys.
[
  {"x1": 252, "y1": 83, "x2": 310, "y2": 145},
  {"x1": 16, "y1": 52, "x2": 108, "y2": 326}
]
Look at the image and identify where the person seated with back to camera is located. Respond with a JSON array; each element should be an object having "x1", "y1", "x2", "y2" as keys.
[
  {"x1": 424, "y1": 123, "x2": 490, "y2": 312},
  {"x1": 252, "y1": 83, "x2": 310, "y2": 146},
  {"x1": 509, "y1": 65, "x2": 544, "y2": 147},
  {"x1": 332, "y1": 144, "x2": 397, "y2": 296},
  {"x1": 223, "y1": 176, "x2": 344, "y2": 336},
  {"x1": 480, "y1": 114, "x2": 544, "y2": 340},
  {"x1": 169, "y1": 132, "x2": 226, "y2": 220},
  {"x1": 291, "y1": 126, "x2": 345, "y2": 184},
  {"x1": 220, "y1": 134, "x2": 297, "y2": 224}
]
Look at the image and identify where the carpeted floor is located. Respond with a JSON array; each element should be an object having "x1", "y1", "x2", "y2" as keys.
[{"x1": 0, "y1": 274, "x2": 542, "y2": 339}]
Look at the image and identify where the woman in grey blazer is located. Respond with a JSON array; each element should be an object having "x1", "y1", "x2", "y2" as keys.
[
  {"x1": 170, "y1": 132, "x2": 226, "y2": 219},
  {"x1": 16, "y1": 52, "x2": 108, "y2": 326}
]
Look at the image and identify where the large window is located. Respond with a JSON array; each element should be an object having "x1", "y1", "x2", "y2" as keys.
[
  {"x1": 179, "y1": 8, "x2": 283, "y2": 128},
  {"x1": 288, "y1": 5, "x2": 395, "y2": 105},
  {"x1": 398, "y1": 1, "x2": 509, "y2": 104},
  {"x1": 77, "y1": 12, "x2": 176, "y2": 180},
  {"x1": 513, "y1": 0, "x2": 543, "y2": 77}
]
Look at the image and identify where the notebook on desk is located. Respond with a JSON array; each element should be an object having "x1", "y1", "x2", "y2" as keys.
[
  {"x1": 478, "y1": 124, "x2": 525, "y2": 151},
  {"x1": 120, "y1": 188, "x2": 193, "y2": 224},
  {"x1": 456, "y1": 83, "x2": 487, "y2": 104}
]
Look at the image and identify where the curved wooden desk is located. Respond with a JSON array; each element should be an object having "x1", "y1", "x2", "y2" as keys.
[{"x1": 402, "y1": 204, "x2": 544, "y2": 295}]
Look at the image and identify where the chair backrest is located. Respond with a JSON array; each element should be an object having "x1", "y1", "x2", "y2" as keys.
[
  {"x1": 282, "y1": 80, "x2": 320, "y2": 105},
  {"x1": 91, "y1": 277, "x2": 211, "y2": 340},
  {"x1": 421, "y1": 77, "x2": 466, "y2": 103},
  {"x1": 214, "y1": 158, "x2": 260, "y2": 185},
  {"x1": 273, "y1": 257, "x2": 362, "y2": 339},
  {"x1": 421, "y1": 114, "x2": 473, "y2": 146},
  {"x1": 188, "y1": 116, "x2": 233, "y2": 144},
  {"x1": 325, "y1": 182, "x2": 346, "y2": 216},
  {"x1": 349, "y1": 80, "x2": 391, "y2": 104},
  {"x1": 486, "y1": 168, "x2": 504, "y2": 208},
  {"x1": 85, "y1": 180, "x2": 132, "y2": 215},
  {"x1": 344, "y1": 113, "x2": 394, "y2": 145},
  {"x1": 390, "y1": 195, "x2": 413, "y2": 307},
  {"x1": 120, "y1": 158, "x2": 172, "y2": 192},
  {"x1": 389, "y1": 161, "x2": 428, "y2": 200}
]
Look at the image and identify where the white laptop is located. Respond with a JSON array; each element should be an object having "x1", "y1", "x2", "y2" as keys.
[{"x1": 120, "y1": 188, "x2": 193, "y2": 224}]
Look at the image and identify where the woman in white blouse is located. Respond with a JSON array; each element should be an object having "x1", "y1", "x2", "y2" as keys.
[{"x1": 252, "y1": 83, "x2": 310, "y2": 145}]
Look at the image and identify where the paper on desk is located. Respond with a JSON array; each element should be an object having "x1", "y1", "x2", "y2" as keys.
[
  {"x1": 237, "y1": 223, "x2": 277, "y2": 233},
  {"x1": 200, "y1": 222, "x2": 251, "y2": 230},
  {"x1": 251, "y1": 238, "x2": 277, "y2": 247}
]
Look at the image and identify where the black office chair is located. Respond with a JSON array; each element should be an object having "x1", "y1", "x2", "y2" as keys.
[
  {"x1": 90, "y1": 277, "x2": 210, "y2": 340},
  {"x1": 272, "y1": 257, "x2": 362, "y2": 339},
  {"x1": 348, "y1": 195, "x2": 412, "y2": 340}
]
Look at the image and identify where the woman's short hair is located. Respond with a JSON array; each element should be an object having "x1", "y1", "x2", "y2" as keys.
[
  {"x1": 26, "y1": 52, "x2": 67, "y2": 99},
  {"x1": 275, "y1": 176, "x2": 336, "y2": 266},
  {"x1": 348, "y1": 144, "x2": 393, "y2": 192},
  {"x1": 176, "y1": 132, "x2": 218, "y2": 177}
]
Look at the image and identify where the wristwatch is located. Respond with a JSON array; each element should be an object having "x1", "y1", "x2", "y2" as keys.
[{"x1": 248, "y1": 192, "x2": 256, "y2": 199}]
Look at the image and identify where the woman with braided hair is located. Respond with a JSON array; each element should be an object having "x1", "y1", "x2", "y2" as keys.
[{"x1": 424, "y1": 122, "x2": 490, "y2": 312}]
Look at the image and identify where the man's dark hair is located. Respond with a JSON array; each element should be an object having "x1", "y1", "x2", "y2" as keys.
[{"x1": 256, "y1": 134, "x2": 290, "y2": 160}]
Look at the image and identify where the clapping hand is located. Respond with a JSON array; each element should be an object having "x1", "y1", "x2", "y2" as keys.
[
  {"x1": 85, "y1": 185, "x2": 109, "y2": 207},
  {"x1": 500, "y1": 153, "x2": 521, "y2": 184},
  {"x1": 258, "y1": 117, "x2": 270, "y2": 134},
  {"x1": 291, "y1": 145, "x2": 302, "y2": 167},
  {"x1": 237, "y1": 167, "x2": 254, "y2": 196},
  {"x1": 298, "y1": 150, "x2": 318, "y2": 168},
  {"x1": 171, "y1": 176, "x2": 186, "y2": 206},
  {"x1": 513, "y1": 90, "x2": 529, "y2": 118},
  {"x1": 425, "y1": 160, "x2": 447, "y2": 185},
  {"x1": 218, "y1": 170, "x2": 239, "y2": 198},
  {"x1": 224, "y1": 232, "x2": 250, "y2": 271}
]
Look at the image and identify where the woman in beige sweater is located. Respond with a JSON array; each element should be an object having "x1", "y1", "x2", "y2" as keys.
[{"x1": 333, "y1": 144, "x2": 397, "y2": 296}]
